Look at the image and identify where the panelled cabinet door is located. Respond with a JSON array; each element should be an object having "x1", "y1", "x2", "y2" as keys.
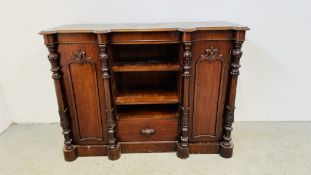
[
  {"x1": 189, "y1": 40, "x2": 231, "y2": 142},
  {"x1": 59, "y1": 43, "x2": 108, "y2": 145}
]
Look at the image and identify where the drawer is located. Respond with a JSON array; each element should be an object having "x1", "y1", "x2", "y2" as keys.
[
  {"x1": 110, "y1": 31, "x2": 180, "y2": 44},
  {"x1": 117, "y1": 118, "x2": 178, "y2": 142}
]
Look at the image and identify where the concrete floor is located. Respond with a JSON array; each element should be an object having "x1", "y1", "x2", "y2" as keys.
[{"x1": 0, "y1": 122, "x2": 310, "y2": 175}]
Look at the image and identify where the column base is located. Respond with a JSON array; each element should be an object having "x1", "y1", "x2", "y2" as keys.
[
  {"x1": 219, "y1": 142, "x2": 233, "y2": 158},
  {"x1": 176, "y1": 143, "x2": 189, "y2": 159},
  {"x1": 108, "y1": 143, "x2": 121, "y2": 160},
  {"x1": 63, "y1": 146, "x2": 77, "y2": 161}
]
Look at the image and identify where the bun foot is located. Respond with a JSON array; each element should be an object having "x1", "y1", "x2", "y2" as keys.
[
  {"x1": 176, "y1": 143, "x2": 189, "y2": 159},
  {"x1": 219, "y1": 142, "x2": 233, "y2": 158},
  {"x1": 108, "y1": 143, "x2": 121, "y2": 160},
  {"x1": 63, "y1": 146, "x2": 77, "y2": 161}
]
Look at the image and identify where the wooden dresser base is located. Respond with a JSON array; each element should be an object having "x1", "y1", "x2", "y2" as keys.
[
  {"x1": 63, "y1": 141, "x2": 232, "y2": 161},
  {"x1": 41, "y1": 22, "x2": 247, "y2": 162}
]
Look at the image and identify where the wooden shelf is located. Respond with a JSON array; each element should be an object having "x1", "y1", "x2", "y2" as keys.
[
  {"x1": 112, "y1": 62, "x2": 180, "y2": 72},
  {"x1": 115, "y1": 87, "x2": 179, "y2": 105},
  {"x1": 116, "y1": 105, "x2": 178, "y2": 120}
]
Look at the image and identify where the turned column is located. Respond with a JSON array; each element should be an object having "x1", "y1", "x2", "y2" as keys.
[
  {"x1": 44, "y1": 34, "x2": 77, "y2": 161},
  {"x1": 97, "y1": 34, "x2": 121, "y2": 160},
  {"x1": 220, "y1": 30, "x2": 246, "y2": 158},
  {"x1": 177, "y1": 32, "x2": 192, "y2": 159}
]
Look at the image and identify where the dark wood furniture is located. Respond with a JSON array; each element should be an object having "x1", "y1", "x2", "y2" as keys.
[{"x1": 40, "y1": 22, "x2": 248, "y2": 161}]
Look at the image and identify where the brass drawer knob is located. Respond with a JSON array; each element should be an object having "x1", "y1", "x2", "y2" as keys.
[{"x1": 140, "y1": 128, "x2": 155, "y2": 136}]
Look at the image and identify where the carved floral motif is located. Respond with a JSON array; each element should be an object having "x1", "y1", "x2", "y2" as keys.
[
  {"x1": 200, "y1": 47, "x2": 223, "y2": 61},
  {"x1": 230, "y1": 41, "x2": 243, "y2": 76},
  {"x1": 182, "y1": 42, "x2": 192, "y2": 77},
  {"x1": 72, "y1": 50, "x2": 92, "y2": 63},
  {"x1": 99, "y1": 45, "x2": 110, "y2": 79}
]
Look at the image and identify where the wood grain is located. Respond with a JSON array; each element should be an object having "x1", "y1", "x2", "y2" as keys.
[
  {"x1": 112, "y1": 62, "x2": 180, "y2": 72},
  {"x1": 117, "y1": 118, "x2": 178, "y2": 142},
  {"x1": 115, "y1": 86, "x2": 179, "y2": 105}
]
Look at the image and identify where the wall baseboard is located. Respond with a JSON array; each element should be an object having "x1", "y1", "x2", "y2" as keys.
[{"x1": 0, "y1": 122, "x2": 13, "y2": 135}]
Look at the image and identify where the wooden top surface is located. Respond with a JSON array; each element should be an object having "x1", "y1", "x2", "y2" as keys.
[{"x1": 39, "y1": 21, "x2": 249, "y2": 35}]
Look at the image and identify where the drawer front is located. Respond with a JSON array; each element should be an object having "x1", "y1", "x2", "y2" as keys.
[
  {"x1": 117, "y1": 118, "x2": 178, "y2": 142},
  {"x1": 111, "y1": 32, "x2": 180, "y2": 44}
]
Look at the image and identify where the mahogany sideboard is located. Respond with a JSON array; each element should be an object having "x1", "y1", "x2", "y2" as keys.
[{"x1": 40, "y1": 22, "x2": 248, "y2": 161}]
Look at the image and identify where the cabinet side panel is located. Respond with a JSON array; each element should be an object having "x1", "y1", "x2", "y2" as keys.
[
  {"x1": 59, "y1": 43, "x2": 107, "y2": 145},
  {"x1": 190, "y1": 38, "x2": 231, "y2": 142}
]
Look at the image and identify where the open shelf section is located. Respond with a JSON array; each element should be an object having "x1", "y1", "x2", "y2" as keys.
[
  {"x1": 116, "y1": 105, "x2": 178, "y2": 120},
  {"x1": 112, "y1": 61, "x2": 180, "y2": 72},
  {"x1": 111, "y1": 44, "x2": 179, "y2": 62},
  {"x1": 115, "y1": 86, "x2": 178, "y2": 105}
]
